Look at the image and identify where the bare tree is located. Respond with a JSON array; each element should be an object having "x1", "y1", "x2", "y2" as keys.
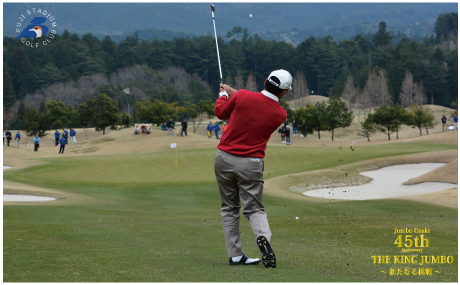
[
  {"x1": 224, "y1": 74, "x2": 234, "y2": 87},
  {"x1": 290, "y1": 71, "x2": 309, "y2": 109},
  {"x1": 234, "y1": 70, "x2": 245, "y2": 90},
  {"x1": 399, "y1": 70, "x2": 427, "y2": 108},
  {"x1": 246, "y1": 71, "x2": 257, "y2": 92},
  {"x1": 341, "y1": 74, "x2": 357, "y2": 110},
  {"x1": 362, "y1": 68, "x2": 391, "y2": 110},
  {"x1": 3, "y1": 106, "x2": 15, "y2": 129}
]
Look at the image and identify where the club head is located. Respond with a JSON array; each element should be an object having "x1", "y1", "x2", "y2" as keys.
[{"x1": 211, "y1": 4, "x2": 215, "y2": 12}]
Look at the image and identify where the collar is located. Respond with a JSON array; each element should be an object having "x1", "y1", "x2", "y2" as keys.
[{"x1": 261, "y1": 90, "x2": 279, "y2": 102}]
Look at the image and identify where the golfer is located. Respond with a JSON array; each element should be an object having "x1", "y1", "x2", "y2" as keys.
[{"x1": 214, "y1": 69, "x2": 292, "y2": 268}]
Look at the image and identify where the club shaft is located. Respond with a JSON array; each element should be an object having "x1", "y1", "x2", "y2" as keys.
[{"x1": 212, "y1": 11, "x2": 223, "y2": 84}]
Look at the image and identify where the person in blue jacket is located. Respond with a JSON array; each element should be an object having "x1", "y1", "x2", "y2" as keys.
[
  {"x1": 213, "y1": 122, "x2": 221, "y2": 140},
  {"x1": 207, "y1": 121, "x2": 214, "y2": 139},
  {"x1": 454, "y1": 113, "x2": 458, "y2": 130},
  {"x1": 59, "y1": 135, "x2": 66, "y2": 154},
  {"x1": 70, "y1": 128, "x2": 77, "y2": 143},
  {"x1": 54, "y1": 129, "x2": 60, "y2": 146},
  {"x1": 33, "y1": 134, "x2": 40, "y2": 151},
  {"x1": 15, "y1": 131, "x2": 21, "y2": 148},
  {"x1": 63, "y1": 128, "x2": 69, "y2": 143}
]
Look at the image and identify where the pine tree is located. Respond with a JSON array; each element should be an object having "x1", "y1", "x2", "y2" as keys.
[
  {"x1": 3, "y1": 64, "x2": 17, "y2": 108},
  {"x1": 372, "y1": 21, "x2": 392, "y2": 47}
]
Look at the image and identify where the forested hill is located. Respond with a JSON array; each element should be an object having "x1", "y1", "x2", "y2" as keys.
[{"x1": 3, "y1": 3, "x2": 457, "y2": 43}]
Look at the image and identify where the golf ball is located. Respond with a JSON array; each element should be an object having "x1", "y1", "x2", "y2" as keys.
[
  {"x1": 249, "y1": 14, "x2": 253, "y2": 17},
  {"x1": 295, "y1": 217, "x2": 299, "y2": 220}
]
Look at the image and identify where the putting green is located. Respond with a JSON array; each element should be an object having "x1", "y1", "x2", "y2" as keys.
[{"x1": 3, "y1": 142, "x2": 458, "y2": 282}]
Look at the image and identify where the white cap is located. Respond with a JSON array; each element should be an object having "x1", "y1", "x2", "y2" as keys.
[{"x1": 267, "y1": 69, "x2": 293, "y2": 90}]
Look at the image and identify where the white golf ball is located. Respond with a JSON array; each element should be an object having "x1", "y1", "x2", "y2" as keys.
[
  {"x1": 249, "y1": 14, "x2": 253, "y2": 17},
  {"x1": 295, "y1": 217, "x2": 299, "y2": 220}
]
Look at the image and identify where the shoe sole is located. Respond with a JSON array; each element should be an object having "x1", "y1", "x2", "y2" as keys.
[
  {"x1": 257, "y1": 236, "x2": 276, "y2": 268},
  {"x1": 229, "y1": 260, "x2": 260, "y2": 266}
]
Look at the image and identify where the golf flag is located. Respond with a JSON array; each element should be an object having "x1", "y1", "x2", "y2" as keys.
[{"x1": 171, "y1": 143, "x2": 177, "y2": 169}]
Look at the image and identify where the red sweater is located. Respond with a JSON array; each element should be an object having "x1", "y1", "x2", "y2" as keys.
[{"x1": 215, "y1": 89, "x2": 287, "y2": 158}]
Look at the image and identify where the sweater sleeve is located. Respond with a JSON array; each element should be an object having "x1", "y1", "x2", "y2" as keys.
[{"x1": 215, "y1": 92, "x2": 239, "y2": 120}]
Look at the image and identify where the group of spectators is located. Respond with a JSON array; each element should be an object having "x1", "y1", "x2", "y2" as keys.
[
  {"x1": 134, "y1": 124, "x2": 151, "y2": 135},
  {"x1": 277, "y1": 119, "x2": 308, "y2": 145},
  {"x1": 207, "y1": 121, "x2": 227, "y2": 140},
  {"x1": 2, "y1": 128, "x2": 77, "y2": 154},
  {"x1": 441, "y1": 113, "x2": 458, "y2": 131}
]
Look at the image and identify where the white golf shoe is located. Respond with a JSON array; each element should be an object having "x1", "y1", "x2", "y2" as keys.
[{"x1": 229, "y1": 254, "x2": 261, "y2": 266}]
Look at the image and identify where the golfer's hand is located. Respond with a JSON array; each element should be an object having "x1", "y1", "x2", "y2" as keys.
[{"x1": 220, "y1": 84, "x2": 237, "y2": 96}]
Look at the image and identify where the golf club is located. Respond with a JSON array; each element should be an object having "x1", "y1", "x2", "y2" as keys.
[{"x1": 211, "y1": 4, "x2": 223, "y2": 84}]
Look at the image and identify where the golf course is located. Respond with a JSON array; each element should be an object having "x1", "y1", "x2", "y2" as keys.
[{"x1": 3, "y1": 110, "x2": 458, "y2": 282}]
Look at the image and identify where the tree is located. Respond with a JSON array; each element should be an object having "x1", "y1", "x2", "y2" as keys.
[
  {"x1": 341, "y1": 75, "x2": 357, "y2": 111},
  {"x1": 372, "y1": 21, "x2": 392, "y2": 48},
  {"x1": 293, "y1": 104, "x2": 315, "y2": 138},
  {"x1": 389, "y1": 104, "x2": 412, "y2": 139},
  {"x1": 434, "y1": 12, "x2": 458, "y2": 40},
  {"x1": 21, "y1": 107, "x2": 52, "y2": 137},
  {"x1": 399, "y1": 70, "x2": 426, "y2": 107},
  {"x1": 357, "y1": 113, "x2": 377, "y2": 141},
  {"x1": 372, "y1": 105, "x2": 395, "y2": 140},
  {"x1": 80, "y1": 94, "x2": 119, "y2": 135},
  {"x1": 186, "y1": 99, "x2": 215, "y2": 133},
  {"x1": 3, "y1": 106, "x2": 15, "y2": 130},
  {"x1": 135, "y1": 99, "x2": 180, "y2": 126},
  {"x1": 408, "y1": 104, "x2": 436, "y2": 136},
  {"x1": 310, "y1": 101, "x2": 328, "y2": 139},
  {"x1": 234, "y1": 70, "x2": 245, "y2": 90},
  {"x1": 324, "y1": 97, "x2": 354, "y2": 141},
  {"x1": 246, "y1": 70, "x2": 257, "y2": 92},
  {"x1": 288, "y1": 71, "x2": 309, "y2": 108},
  {"x1": 3, "y1": 64, "x2": 17, "y2": 108},
  {"x1": 47, "y1": 100, "x2": 71, "y2": 129},
  {"x1": 330, "y1": 79, "x2": 343, "y2": 98},
  {"x1": 121, "y1": 112, "x2": 132, "y2": 128}
]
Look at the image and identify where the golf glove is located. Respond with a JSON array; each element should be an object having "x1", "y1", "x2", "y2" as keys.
[{"x1": 219, "y1": 90, "x2": 229, "y2": 98}]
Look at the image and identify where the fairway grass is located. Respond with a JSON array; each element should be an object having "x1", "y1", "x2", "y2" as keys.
[{"x1": 3, "y1": 141, "x2": 458, "y2": 282}]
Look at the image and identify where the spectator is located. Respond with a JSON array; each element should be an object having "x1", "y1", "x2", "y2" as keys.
[
  {"x1": 292, "y1": 119, "x2": 298, "y2": 136},
  {"x1": 146, "y1": 125, "x2": 151, "y2": 134},
  {"x1": 33, "y1": 134, "x2": 40, "y2": 152},
  {"x1": 207, "y1": 121, "x2": 213, "y2": 139},
  {"x1": 278, "y1": 126, "x2": 286, "y2": 143},
  {"x1": 59, "y1": 135, "x2": 66, "y2": 154},
  {"x1": 222, "y1": 123, "x2": 228, "y2": 134},
  {"x1": 441, "y1": 115, "x2": 447, "y2": 132},
  {"x1": 161, "y1": 122, "x2": 168, "y2": 131},
  {"x1": 141, "y1": 124, "x2": 146, "y2": 134},
  {"x1": 283, "y1": 119, "x2": 288, "y2": 128},
  {"x1": 454, "y1": 113, "x2": 458, "y2": 130},
  {"x1": 54, "y1": 129, "x2": 60, "y2": 146},
  {"x1": 70, "y1": 128, "x2": 77, "y2": 143},
  {"x1": 134, "y1": 125, "x2": 140, "y2": 135},
  {"x1": 181, "y1": 119, "x2": 188, "y2": 137},
  {"x1": 5, "y1": 129, "x2": 12, "y2": 146},
  {"x1": 285, "y1": 125, "x2": 291, "y2": 145},
  {"x1": 214, "y1": 122, "x2": 221, "y2": 139},
  {"x1": 63, "y1": 128, "x2": 69, "y2": 143},
  {"x1": 166, "y1": 119, "x2": 175, "y2": 136},
  {"x1": 301, "y1": 120, "x2": 307, "y2": 137},
  {"x1": 15, "y1": 131, "x2": 21, "y2": 148},
  {"x1": 3, "y1": 130, "x2": 5, "y2": 145}
]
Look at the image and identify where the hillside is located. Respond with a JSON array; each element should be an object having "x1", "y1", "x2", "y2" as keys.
[{"x1": 3, "y1": 3, "x2": 457, "y2": 42}]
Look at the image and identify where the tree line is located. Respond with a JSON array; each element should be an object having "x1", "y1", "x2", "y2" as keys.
[{"x1": 3, "y1": 12, "x2": 458, "y2": 114}]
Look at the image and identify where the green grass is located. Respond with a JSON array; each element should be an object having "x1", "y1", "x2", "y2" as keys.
[{"x1": 3, "y1": 143, "x2": 458, "y2": 282}]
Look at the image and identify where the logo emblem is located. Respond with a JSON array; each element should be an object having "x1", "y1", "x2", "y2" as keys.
[{"x1": 14, "y1": 8, "x2": 57, "y2": 48}]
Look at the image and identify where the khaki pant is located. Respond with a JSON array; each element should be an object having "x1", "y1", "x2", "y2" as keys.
[
  {"x1": 214, "y1": 149, "x2": 272, "y2": 258},
  {"x1": 15, "y1": 140, "x2": 19, "y2": 148},
  {"x1": 168, "y1": 128, "x2": 175, "y2": 136},
  {"x1": 442, "y1": 123, "x2": 447, "y2": 132}
]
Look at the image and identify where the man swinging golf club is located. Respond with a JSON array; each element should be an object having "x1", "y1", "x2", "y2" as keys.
[{"x1": 214, "y1": 69, "x2": 292, "y2": 268}]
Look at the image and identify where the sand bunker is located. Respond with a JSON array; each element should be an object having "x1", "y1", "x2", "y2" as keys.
[
  {"x1": 3, "y1": 194, "x2": 56, "y2": 202},
  {"x1": 303, "y1": 163, "x2": 458, "y2": 200},
  {"x1": 3, "y1": 166, "x2": 12, "y2": 169}
]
